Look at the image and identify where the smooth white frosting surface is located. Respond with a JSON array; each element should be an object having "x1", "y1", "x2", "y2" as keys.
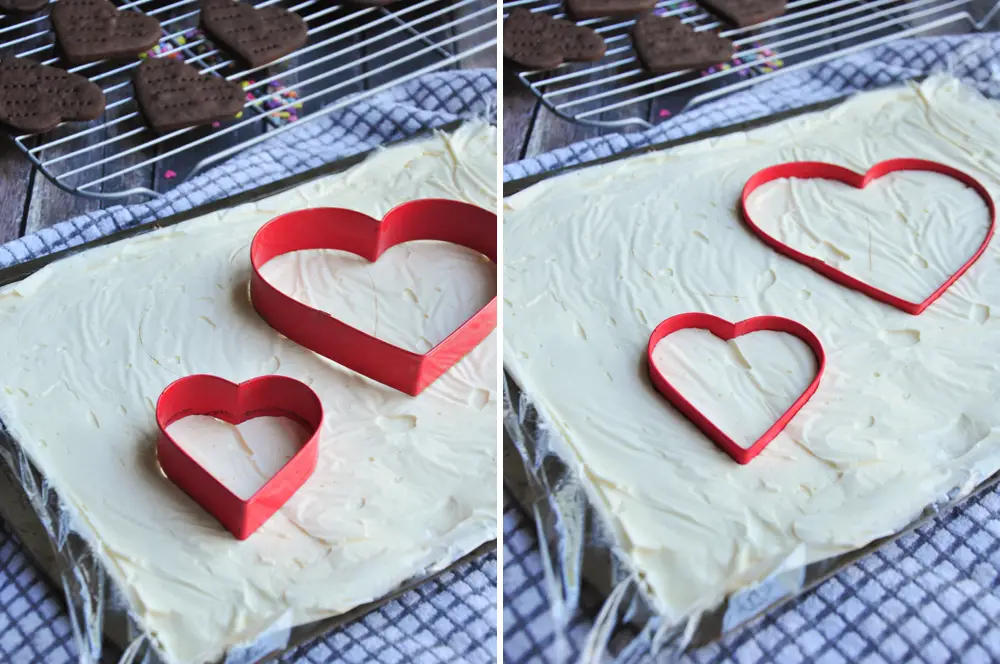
[
  {"x1": 166, "y1": 416, "x2": 310, "y2": 501},
  {"x1": 651, "y1": 329, "x2": 817, "y2": 449},
  {"x1": 0, "y1": 124, "x2": 497, "y2": 664},
  {"x1": 504, "y1": 77, "x2": 1000, "y2": 624}
]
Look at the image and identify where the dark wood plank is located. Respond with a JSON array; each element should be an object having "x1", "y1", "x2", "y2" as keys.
[
  {"x1": 453, "y1": 0, "x2": 495, "y2": 70},
  {"x1": 0, "y1": 141, "x2": 32, "y2": 243},
  {"x1": 23, "y1": 122, "x2": 106, "y2": 235},
  {"x1": 521, "y1": 105, "x2": 596, "y2": 157},
  {"x1": 522, "y1": 96, "x2": 650, "y2": 159},
  {"x1": 280, "y1": 4, "x2": 365, "y2": 129},
  {"x1": 362, "y1": 1, "x2": 455, "y2": 92},
  {"x1": 502, "y1": 68, "x2": 537, "y2": 164},
  {"x1": 94, "y1": 71, "x2": 157, "y2": 206}
]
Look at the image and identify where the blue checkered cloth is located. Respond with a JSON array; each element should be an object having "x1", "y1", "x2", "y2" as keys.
[
  {"x1": 503, "y1": 34, "x2": 1000, "y2": 664},
  {"x1": 0, "y1": 69, "x2": 497, "y2": 664}
]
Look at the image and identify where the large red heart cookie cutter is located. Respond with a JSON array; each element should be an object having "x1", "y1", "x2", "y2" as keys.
[
  {"x1": 647, "y1": 313, "x2": 826, "y2": 465},
  {"x1": 250, "y1": 199, "x2": 497, "y2": 396},
  {"x1": 741, "y1": 159, "x2": 996, "y2": 315},
  {"x1": 156, "y1": 374, "x2": 324, "y2": 540}
]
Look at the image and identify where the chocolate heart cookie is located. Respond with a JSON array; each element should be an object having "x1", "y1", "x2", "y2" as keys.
[
  {"x1": 52, "y1": 0, "x2": 162, "y2": 65},
  {"x1": 0, "y1": 55, "x2": 105, "y2": 133},
  {"x1": 201, "y1": 0, "x2": 308, "y2": 68},
  {"x1": 0, "y1": 0, "x2": 48, "y2": 15},
  {"x1": 632, "y1": 14, "x2": 733, "y2": 74},
  {"x1": 699, "y1": 0, "x2": 786, "y2": 27},
  {"x1": 565, "y1": 0, "x2": 657, "y2": 20},
  {"x1": 133, "y1": 57, "x2": 245, "y2": 132},
  {"x1": 503, "y1": 8, "x2": 605, "y2": 70}
]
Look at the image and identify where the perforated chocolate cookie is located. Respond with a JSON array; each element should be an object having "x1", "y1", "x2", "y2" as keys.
[
  {"x1": 0, "y1": 0, "x2": 48, "y2": 15},
  {"x1": 632, "y1": 14, "x2": 732, "y2": 74},
  {"x1": 699, "y1": 0, "x2": 785, "y2": 27},
  {"x1": 565, "y1": 0, "x2": 656, "y2": 20},
  {"x1": 133, "y1": 57, "x2": 244, "y2": 132},
  {"x1": 201, "y1": 0, "x2": 307, "y2": 68},
  {"x1": 0, "y1": 55, "x2": 105, "y2": 133},
  {"x1": 52, "y1": 0, "x2": 162, "y2": 65},
  {"x1": 503, "y1": 8, "x2": 605, "y2": 70}
]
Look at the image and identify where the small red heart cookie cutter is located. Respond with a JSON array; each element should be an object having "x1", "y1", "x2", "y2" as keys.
[
  {"x1": 156, "y1": 374, "x2": 324, "y2": 540},
  {"x1": 647, "y1": 313, "x2": 826, "y2": 465},
  {"x1": 250, "y1": 199, "x2": 497, "y2": 396},
  {"x1": 741, "y1": 159, "x2": 996, "y2": 315}
]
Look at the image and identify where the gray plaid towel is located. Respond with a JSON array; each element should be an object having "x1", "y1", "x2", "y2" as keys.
[
  {"x1": 503, "y1": 35, "x2": 1000, "y2": 664},
  {"x1": 0, "y1": 69, "x2": 497, "y2": 664}
]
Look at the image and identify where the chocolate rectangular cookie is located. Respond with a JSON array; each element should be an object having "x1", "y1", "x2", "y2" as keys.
[
  {"x1": 504, "y1": 8, "x2": 605, "y2": 70},
  {"x1": 565, "y1": 0, "x2": 657, "y2": 20},
  {"x1": 699, "y1": 0, "x2": 786, "y2": 27},
  {"x1": 200, "y1": 0, "x2": 308, "y2": 68},
  {"x1": 52, "y1": 0, "x2": 162, "y2": 65},
  {"x1": 0, "y1": 0, "x2": 48, "y2": 14},
  {"x1": 632, "y1": 14, "x2": 733, "y2": 74},
  {"x1": 133, "y1": 57, "x2": 245, "y2": 132},
  {"x1": 0, "y1": 55, "x2": 105, "y2": 133}
]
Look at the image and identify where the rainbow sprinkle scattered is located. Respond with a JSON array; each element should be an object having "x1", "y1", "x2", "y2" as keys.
[
  {"x1": 649, "y1": 1, "x2": 786, "y2": 82},
  {"x1": 726, "y1": 46, "x2": 784, "y2": 79},
  {"x1": 142, "y1": 28, "x2": 302, "y2": 129},
  {"x1": 243, "y1": 79, "x2": 303, "y2": 125}
]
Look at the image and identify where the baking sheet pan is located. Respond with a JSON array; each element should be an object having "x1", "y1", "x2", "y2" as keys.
[
  {"x1": 500, "y1": 91, "x2": 1000, "y2": 655},
  {"x1": 0, "y1": 119, "x2": 498, "y2": 664}
]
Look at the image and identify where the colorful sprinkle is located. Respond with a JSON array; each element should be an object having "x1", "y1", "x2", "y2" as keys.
[
  {"x1": 164, "y1": 170, "x2": 177, "y2": 179},
  {"x1": 150, "y1": 29, "x2": 303, "y2": 129}
]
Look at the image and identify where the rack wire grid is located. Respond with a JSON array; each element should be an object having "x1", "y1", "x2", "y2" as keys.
[
  {"x1": 0, "y1": 0, "x2": 496, "y2": 200},
  {"x1": 504, "y1": 0, "x2": 1000, "y2": 130}
]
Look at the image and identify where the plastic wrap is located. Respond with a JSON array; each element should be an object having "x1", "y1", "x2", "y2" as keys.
[
  {"x1": 0, "y1": 429, "x2": 495, "y2": 663},
  {"x1": 504, "y1": 365, "x2": 1000, "y2": 662}
]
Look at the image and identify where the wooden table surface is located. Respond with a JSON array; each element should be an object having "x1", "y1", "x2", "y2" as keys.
[
  {"x1": 503, "y1": 67, "x2": 652, "y2": 166},
  {"x1": 0, "y1": 3, "x2": 495, "y2": 248}
]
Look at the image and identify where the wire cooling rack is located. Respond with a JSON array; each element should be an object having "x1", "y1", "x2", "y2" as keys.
[
  {"x1": 0, "y1": 0, "x2": 496, "y2": 199},
  {"x1": 504, "y1": 0, "x2": 1000, "y2": 129}
]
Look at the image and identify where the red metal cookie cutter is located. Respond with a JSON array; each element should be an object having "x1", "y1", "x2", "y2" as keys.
[
  {"x1": 156, "y1": 374, "x2": 324, "y2": 540},
  {"x1": 249, "y1": 199, "x2": 497, "y2": 396},
  {"x1": 741, "y1": 159, "x2": 996, "y2": 315},
  {"x1": 647, "y1": 313, "x2": 826, "y2": 465}
]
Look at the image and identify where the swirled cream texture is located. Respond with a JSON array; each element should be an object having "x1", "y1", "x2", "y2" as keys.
[
  {"x1": 651, "y1": 329, "x2": 818, "y2": 449},
  {"x1": 504, "y1": 77, "x2": 1000, "y2": 624},
  {"x1": 0, "y1": 123, "x2": 497, "y2": 664}
]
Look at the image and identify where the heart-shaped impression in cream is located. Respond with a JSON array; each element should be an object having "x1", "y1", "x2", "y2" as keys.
[
  {"x1": 647, "y1": 313, "x2": 825, "y2": 464},
  {"x1": 741, "y1": 159, "x2": 996, "y2": 315},
  {"x1": 249, "y1": 200, "x2": 497, "y2": 396},
  {"x1": 156, "y1": 374, "x2": 323, "y2": 540}
]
